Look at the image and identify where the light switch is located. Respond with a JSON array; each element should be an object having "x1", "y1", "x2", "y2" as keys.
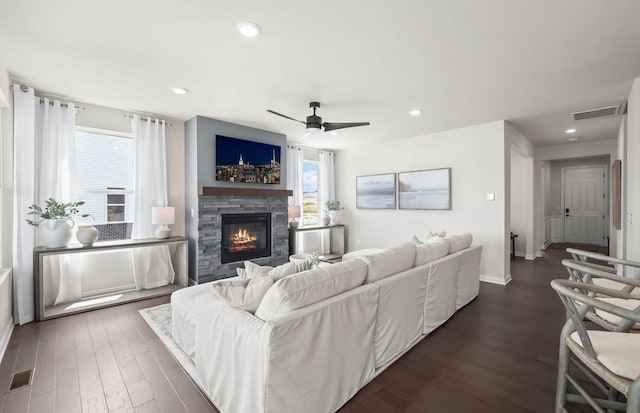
[{"x1": 486, "y1": 193, "x2": 496, "y2": 201}]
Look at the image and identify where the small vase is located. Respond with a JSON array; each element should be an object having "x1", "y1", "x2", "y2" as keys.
[
  {"x1": 321, "y1": 215, "x2": 331, "y2": 226},
  {"x1": 328, "y1": 210, "x2": 342, "y2": 225},
  {"x1": 77, "y1": 225, "x2": 99, "y2": 246},
  {"x1": 39, "y1": 219, "x2": 74, "y2": 248}
]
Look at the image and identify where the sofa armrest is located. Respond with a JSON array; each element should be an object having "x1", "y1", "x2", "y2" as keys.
[{"x1": 195, "y1": 296, "x2": 269, "y2": 413}]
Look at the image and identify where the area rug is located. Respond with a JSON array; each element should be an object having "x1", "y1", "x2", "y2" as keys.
[{"x1": 138, "y1": 304, "x2": 202, "y2": 389}]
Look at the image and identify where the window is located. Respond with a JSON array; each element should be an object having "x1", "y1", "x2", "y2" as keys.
[
  {"x1": 75, "y1": 129, "x2": 134, "y2": 233},
  {"x1": 303, "y1": 161, "x2": 319, "y2": 225}
]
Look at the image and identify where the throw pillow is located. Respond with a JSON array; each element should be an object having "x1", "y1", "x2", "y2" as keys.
[
  {"x1": 243, "y1": 261, "x2": 297, "y2": 282},
  {"x1": 445, "y1": 232, "x2": 473, "y2": 253},
  {"x1": 419, "y1": 230, "x2": 447, "y2": 244},
  {"x1": 211, "y1": 276, "x2": 274, "y2": 312}
]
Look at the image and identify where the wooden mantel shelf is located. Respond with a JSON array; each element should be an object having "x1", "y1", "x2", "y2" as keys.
[{"x1": 199, "y1": 186, "x2": 293, "y2": 197}]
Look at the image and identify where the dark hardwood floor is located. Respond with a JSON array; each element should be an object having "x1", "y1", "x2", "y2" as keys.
[{"x1": 0, "y1": 248, "x2": 576, "y2": 412}]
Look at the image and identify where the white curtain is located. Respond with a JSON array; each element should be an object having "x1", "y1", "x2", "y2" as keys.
[
  {"x1": 13, "y1": 86, "x2": 79, "y2": 323},
  {"x1": 286, "y1": 144, "x2": 304, "y2": 206},
  {"x1": 319, "y1": 151, "x2": 336, "y2": 214},
  {"x1": 131, "y1": 116, "x2": 175, "y2": 290}
]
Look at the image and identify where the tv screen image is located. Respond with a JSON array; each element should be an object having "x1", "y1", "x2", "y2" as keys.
[{"x1": 215, "y1": 135, "x2": 281, "y2": 185}]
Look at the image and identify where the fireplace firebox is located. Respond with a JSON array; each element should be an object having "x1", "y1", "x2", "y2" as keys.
[{"x1": 221, "y1": 213, "x2": 271, "y2": 264}]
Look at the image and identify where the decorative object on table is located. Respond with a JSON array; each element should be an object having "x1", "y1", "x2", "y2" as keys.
[
  {"x1": 288, "y1": 205, "x2": 301, "y2": 228},
  {"x1": 152, "y1": 206, "x2": 175, "y2": 239},
  {"x1": 325, "y1": 200, "x2": 344, "y2": 225},
  {"x1": 26, "y1": 198, "x2": 91, "y2": 248},
  {"x1": 76, "y1": 225, "x2": 99, "y2": 246},
  {"x1": 288, "y1": 253, "x2": 314, "y2": 272},
  {"x1": 356, "y1": 173, "x2": 396, "y2": 209},
  {"x1": 321, "y1": 213, "x2": 331, "y2": 226},
  {"x1": 398, "y1": 168, "x2": 451, "y2": 210}
]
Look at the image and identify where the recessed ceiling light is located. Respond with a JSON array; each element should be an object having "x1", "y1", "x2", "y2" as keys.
[
  {"x1": 565, "y1": 128, "x2": 576, "y2": 134},
  {"x1": 236, "y1": 21, "x2": 261, "y2": 37},
  {"x1": 409, "y1": 109, "x2": 422, "y2": 116},
  {"x1": 170, "y1": 87, "x2": 188, "y2": 95},
  {"x1": 568, "y1": 136, "x2": 579, "y2": 142},
  {"x1": 329, "y1": 131, "x2": 338, "y2": 135}
]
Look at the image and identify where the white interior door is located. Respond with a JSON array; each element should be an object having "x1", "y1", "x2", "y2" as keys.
[{"x1": 563, "y1": 166, "x2": 606, "y2": 245}]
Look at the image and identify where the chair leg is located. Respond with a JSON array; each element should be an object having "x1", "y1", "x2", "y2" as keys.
[
  {"x1": 627, "y1": 379, "x2": 640, "y2": 413},
  {"x1": 556, "y1": 338, "x2": 570, "y2": 413}
]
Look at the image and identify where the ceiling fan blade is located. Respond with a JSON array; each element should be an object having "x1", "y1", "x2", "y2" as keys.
[
  {"x1": 266, "y1": 109, "x2": 306, "y2": 125},
  {"x1": 323, "y1": 122, "x2": 370, "y2": 132}
]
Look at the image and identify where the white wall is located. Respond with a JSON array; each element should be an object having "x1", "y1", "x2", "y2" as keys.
[
  {"x1": 506, "y1": 122, "x2": 535, "y2": 259},
  {"x1": 626, "y1": 78, "x2": 640, "y2": 262},
  {"x1": 0, "y1": 62, "x2": 13, "y2": 360},
  {"x1": 335, "y1": 121, "x2": 510, "y2": 284},
  {"x1": 615, "y1": 116, "x2": 627, "y2": 258},
  {"x1": 534, "y1": 139, "x2": 617, "y2": 256},
  {"x1": 510, "y1": 150, "x2": 528, "y2": 256}
]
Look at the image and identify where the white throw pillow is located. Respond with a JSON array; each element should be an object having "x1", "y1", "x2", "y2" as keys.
[
  {"x1": 420, "y1": 230, "x2": 447, "y2": 243},
  {"x1": 211, "y1": 276, "x2": 274, "y2": 313},
  {"x1": 445, "y1": 233, "x2": 473, "y2": 253},
  {"x1": 415, "y1": 237, "x2": 450, "y2": 265},
  {"x1": 243, "y1": 261, "x2": 297, "y2": 282},
  {"x1": 255, "y1": 259, "x2": 367, "y2": 321},
  {"x1": 358, "y1": 242, "x2": 417, "y2": 283}
]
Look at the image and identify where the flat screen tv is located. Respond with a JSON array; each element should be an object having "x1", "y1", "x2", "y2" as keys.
[{"x1": 215, "y1": 135, "x2": 281, "y2": 185}]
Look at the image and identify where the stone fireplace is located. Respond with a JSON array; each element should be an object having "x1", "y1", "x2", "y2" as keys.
[{"x1": 191, "y1": 188, "x2": 290, "y2": 284}]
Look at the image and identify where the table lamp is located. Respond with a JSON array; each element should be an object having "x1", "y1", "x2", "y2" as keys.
[
  {"x1": 152, "y1": 206, "x2": 175, "y2": 239},
  {"x1": 288, "y1": 205, "x2": 301, "y2": 228}
]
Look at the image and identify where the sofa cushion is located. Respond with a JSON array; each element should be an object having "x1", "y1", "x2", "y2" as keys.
[
  {"x1": 342, "y1": 248, "x2": 387, "y2": 261},
  {"x1": 415, "y1": 237, "x2": 450, "y2": 266},
  {"x1": 211, "y1": 276, "x2": 274, "y2": 313},
  {"x1": 359, "y1": 242, "x2": 417, "y2": 283},
  {"x1": 421, "y1": 230, "x2": 446, "y2": 243},
  {"x1": 238, "y1": 261, "x2": 297, "y2": 282},
  {"x1": 255, "y1": 259, "x2": 368, "y2": 321},
  {"x1": 445, "y1": 233, "x2": 473, "y2": 253}
]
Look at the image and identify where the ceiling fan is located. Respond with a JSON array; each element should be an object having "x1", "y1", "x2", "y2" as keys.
[{"x1": 267, "y1": 102, "x2": 370, "y2": 133}]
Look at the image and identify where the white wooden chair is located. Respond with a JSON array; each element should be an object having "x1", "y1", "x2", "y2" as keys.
[
  {"x1": 566, "y1": 249, "x2": 640, "y2": 293},
  {"x1": 551, "y1": 277, "x2": 640, "y2": 412}
]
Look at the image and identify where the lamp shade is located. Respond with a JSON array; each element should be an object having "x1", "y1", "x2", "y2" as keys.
[
  {"x1": 288, "y1": 205, "x2": 301, "y2": 218},
  {"x1": 152, "y1": 206, "x2": 175, "y2": 225}
]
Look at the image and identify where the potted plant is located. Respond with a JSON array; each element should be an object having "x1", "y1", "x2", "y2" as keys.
[
  {"x1": 26, "y1": 198, "x2": 91, "y2": 248},
  {"x1": 325, "y1": 200, "x2": 344, "y2": 225}
]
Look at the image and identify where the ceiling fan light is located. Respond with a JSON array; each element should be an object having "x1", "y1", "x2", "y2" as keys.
[
  {"x1": 236, "y1": 21, "x2": 261, "y2": 37},
  {"x1": 409, "y1": 109, "x2": 422, "y2": 116}
]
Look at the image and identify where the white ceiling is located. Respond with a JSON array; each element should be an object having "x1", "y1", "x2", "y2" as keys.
[{"x1": 1, "y1": 0, "x2": 639, "y2": 149}]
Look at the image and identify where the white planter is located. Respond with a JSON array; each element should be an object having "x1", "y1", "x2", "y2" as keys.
[
  {"x1": 39, "y1": 219, "x2": 74, "y2": 248},
  {"x1": 321, "y1": 215, "x2": 331, "y2": 226},
  {"x1": 76, "y1": 225, "x2": 99, "y2": 246},
  {"x1": 328, "y1": 210, "x2": 342, "y2": 225}
]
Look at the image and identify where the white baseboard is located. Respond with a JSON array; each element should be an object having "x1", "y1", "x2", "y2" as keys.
[
  {"x1": 0, "y1": 320, "x2": 13, "y2": 363},
  {"x1": 480, "y1": 274, "x2": 512, "y2": 285},
  {"x1": 525, "y1": 254, "x2": 536, "y2": 261}
]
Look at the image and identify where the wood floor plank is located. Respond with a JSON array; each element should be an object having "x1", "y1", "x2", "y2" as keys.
[
  {"x1": 77, "y1": 356, "x2": 108, "y2": 413},
  {"x1": 134, "y1": 399, "x2": 161, "y2": 413},
  {"x1": 1, "y1": 385, "x2": 31, "y2": 413},
  {"x1": 86, "y1": 312, "x2": 134, "y2": 412},
  {"x1": 55, "y1": 368, "x2": 81, "y2": 413},
  {"x1": 31, "y1": 321, "x2": 57, "y2": 397},
  {"x1": 134, "y1": 352, "x2": 187, "y2": 413},
  {"x1": 28, "y1": 390, "x2": 55, "y2": 413},
  {"x1": 56, "y1": 317, "x2": 77, "y2": 373}
]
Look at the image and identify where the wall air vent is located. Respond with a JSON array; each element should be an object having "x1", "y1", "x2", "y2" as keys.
[{"x1": 572, "y1": 105, "x2": 620, "y2": 120}]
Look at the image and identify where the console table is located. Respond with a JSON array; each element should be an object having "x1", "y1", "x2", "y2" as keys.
[
  {"x1": 289, "y1": 224, "x2": 345, "y2": 260},
  {"x1": 34, "y1": 236, "x2": 188, "y2": 320}
]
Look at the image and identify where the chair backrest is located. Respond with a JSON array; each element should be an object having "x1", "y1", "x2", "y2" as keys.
[{"x1": 566, "y1": 248, "x2": 640, "y2": 279}]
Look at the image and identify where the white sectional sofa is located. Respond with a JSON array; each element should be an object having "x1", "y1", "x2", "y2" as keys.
[{"x1": 170, "y1": 237, "x2": 482, "y2": 413}]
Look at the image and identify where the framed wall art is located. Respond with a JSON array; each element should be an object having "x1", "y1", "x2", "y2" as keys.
[
  {"x1": 398, "y1": 168, "x2": 451, "y2": 210},
  {"x1": 356, "y1": 173, "x2": 396, "y2": 209}
]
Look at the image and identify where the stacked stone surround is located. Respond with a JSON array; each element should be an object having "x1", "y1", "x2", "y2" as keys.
[{"x1": 196, "y1": 195, "x2": 289, "y2": 283}]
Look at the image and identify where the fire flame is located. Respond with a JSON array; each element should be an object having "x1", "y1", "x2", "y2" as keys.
[{"x1": 228, "y1": 227, "x2": 258, "y2": 251}]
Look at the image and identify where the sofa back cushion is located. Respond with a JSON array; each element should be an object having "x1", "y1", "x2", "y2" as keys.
[
  {"x1": 415, "y1": 237, "x2": 450, "y2": 266},
  {"x1": 211, "y1": 276, "x2": 274, "y2": 313},
  {"x1": 255, "y1": 259, "x2": 368, "y2": 321},
  {"x1": 445, "y1": 233, "x2": 473, "y2": 253},
  {"x1": 359, "y1": 242, "x2": 416, "y2": 283}
]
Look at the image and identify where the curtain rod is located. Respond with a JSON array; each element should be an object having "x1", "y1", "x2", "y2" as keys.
[
  {"x1": 13, "y1": 84, "x2": 84, "y2": 110},
  {"x1": 123, "y1": 114, "x2": 172, "y2": 126}
]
